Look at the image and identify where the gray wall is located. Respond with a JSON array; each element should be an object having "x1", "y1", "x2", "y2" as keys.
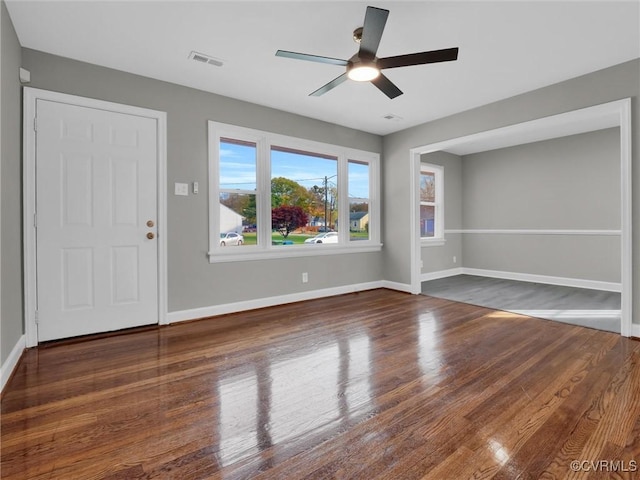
[
  {"x1": 420, "y1": 151, "x2": 462, "y2": 274},
  {"x1": 20, "y1": 49, "x2": 383, "y2": 313},
  {"x1": 462, "y1": 234, "x2": 620, "y2": 282},
  {"x1": 462, "y1": 129, "x2": 620, "y2": 230},
  {"x1": 1, "y1": 0, "x2": 23, "y2": 365},
  {"x1": 420, "y1": 129, "x2": 621, "y2": 282},
  {"x1": 461, "y1": 128, "x2": 620, "y2": 282},
  {"x1": 382, "y1": 59, "x2": 639, "y2": 323}
]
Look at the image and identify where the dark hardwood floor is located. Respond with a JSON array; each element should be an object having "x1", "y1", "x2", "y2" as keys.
[{"x1": 2, "y1": 289, "x2": 639, "y2": 479}]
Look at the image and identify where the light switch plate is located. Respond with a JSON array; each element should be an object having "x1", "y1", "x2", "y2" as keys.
[{"x1": 174, "y1": 182, "x2": 189, "y2": 196}]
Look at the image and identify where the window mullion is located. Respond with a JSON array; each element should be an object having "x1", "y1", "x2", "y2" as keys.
[
  {"x1": 337, "y1": 154, "x2": 349, "y2": 243},
  {"x1": 257, "y1": 137, "x2": 271, "y2": 250}
]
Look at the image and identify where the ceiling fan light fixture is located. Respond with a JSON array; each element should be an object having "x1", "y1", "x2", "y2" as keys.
[{"x1": 347, "y1": 62, "x2": 380, "y2": 82}]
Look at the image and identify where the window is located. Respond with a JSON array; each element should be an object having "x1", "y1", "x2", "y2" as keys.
[
  {"x1": 270, "y1": 146, "x2": 338, "y2": 245},
  {"x1": 420, "y1": 163, "x2": 444, "y2": 244},
  {"x1": 209, "y1": 122, "x2": 380, "y2": 262},
  {"x1": 348, "y1": 160, "x2": 370, "y2": 241},
  {"x1": 219, "y1": 137, "x2": 258, "y2": 245}
]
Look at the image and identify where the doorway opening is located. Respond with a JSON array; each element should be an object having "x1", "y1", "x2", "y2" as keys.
[{"x1": 409, "y1": 99, "x2": 632, "y2": 336}]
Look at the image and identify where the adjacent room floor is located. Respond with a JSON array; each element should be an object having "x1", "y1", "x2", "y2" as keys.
[{"x1": 421, "y1": 274, "x2": 621, "y2": 333}]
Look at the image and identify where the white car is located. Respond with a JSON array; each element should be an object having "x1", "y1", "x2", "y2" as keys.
[
  {"x1": 220, "y1": 232, "x2": 244, "y2": 246},
  {"x1": 304, "y1": 232, "x2": 338, "y2": 244}
]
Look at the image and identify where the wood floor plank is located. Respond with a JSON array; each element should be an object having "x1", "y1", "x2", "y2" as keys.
[
  {"x1": 402, "y1": 328, "x2": 602, "y2": 480},
  {"x1": 2, "y1": 289, "x2": 639, "y2": 479},
  {"x1": 490, "y1": 336, "x2": 635, "y2": 479}
]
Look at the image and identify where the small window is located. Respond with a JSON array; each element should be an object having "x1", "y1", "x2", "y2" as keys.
[
  {"x1": 219, "y1": 137, "x2": 258, "y2": 246},
  {"x1": 420, "y1": 164, "x2": 444, "y2": 243},
  {"x1": 348, "y1": 160, "x2": 370, "y2": 241}
]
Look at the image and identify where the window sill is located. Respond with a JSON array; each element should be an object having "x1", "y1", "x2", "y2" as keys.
[
  {"x1": 208, "y1": 243, "x2": 383, "y2": 263},
  {"x1": 421, "y1": 238, "x2": 446, "y2": 247}
]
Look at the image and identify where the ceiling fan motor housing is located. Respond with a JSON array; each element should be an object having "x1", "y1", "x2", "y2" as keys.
[{"x1": 353, "y1": 27, "x2": 364, "y2": 44}]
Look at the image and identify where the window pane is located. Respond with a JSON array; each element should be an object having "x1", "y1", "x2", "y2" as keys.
[
  {"x1": 349, "y1": 160, "x2": 369, "y2": 241},
  {"x1": 420, "y1": 205, "x2": 435, "y2": 237},
  {"x1": 219, "y1": 193, "x2": 256, "y2": 246},
  {"x1": 220, "y1": 138, "x2": 257, "y2": 191},
  {"x1": 271, "y1": 146, "x2": 338, "y2": 245},
  {"x1": 420, "y1": 172, "x2": 435, "y2": 203}
]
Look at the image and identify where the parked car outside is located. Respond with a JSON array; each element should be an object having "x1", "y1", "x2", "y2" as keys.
[
  {"x1": 220, "y1": 232, "x2": 244, "y2": 246},
  {"x1": 304, "y1": 232, "x2": 338, "y2": 244}
]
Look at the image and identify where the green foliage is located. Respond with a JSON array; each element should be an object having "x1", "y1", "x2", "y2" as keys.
[
  {"x1": 220, "y1": 193, "x2": 256, "y2": 225},
  {"x1": 271, "y1": 177, "x2": 314, "y2": 210},
  {"x1": 350, "y1": 202, "x2": 369, "y2": 213}
]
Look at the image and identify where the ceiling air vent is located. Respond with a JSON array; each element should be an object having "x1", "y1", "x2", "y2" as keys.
[
  {"x1": 382, "y1": 113, "x2": 403, "y2": 122},
  {"x1": 188, "y1": 51, "x2": 224, "y2": 67}
]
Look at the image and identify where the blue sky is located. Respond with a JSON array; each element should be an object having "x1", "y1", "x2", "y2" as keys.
[{"x1": 219, "y1": 142, "x2": 369, "y2": 200}]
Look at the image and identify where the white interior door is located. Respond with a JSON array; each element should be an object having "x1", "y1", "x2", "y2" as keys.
[{"x1": 35, "y1": 99, "x2": 159, "y2": 342}]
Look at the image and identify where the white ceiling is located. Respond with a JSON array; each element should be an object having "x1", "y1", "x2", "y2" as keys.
[{"x1": 6, "y1": 1, "x2": 640, "y2": 136}]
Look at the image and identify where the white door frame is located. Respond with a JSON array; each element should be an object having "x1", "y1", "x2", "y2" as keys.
[
  {"x1": 23, "y1": 87, "x2": 168, "y2": 347},
  {"x1": 409, "y1": 98, "x2": 633, "y2": 337}
]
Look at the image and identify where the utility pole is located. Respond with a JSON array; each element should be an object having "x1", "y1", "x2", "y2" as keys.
[{"x1": 324, "y1": 175, "x2": 328, "y2": 229}]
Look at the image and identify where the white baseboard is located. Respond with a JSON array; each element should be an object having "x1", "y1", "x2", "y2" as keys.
[
  {"x1": 167, "y1": 281, "x2": 385, "y2": 324},
  {"x1": 510, "y1": 309, "x2": 620, "y2": 319},
  {"x1": 632, "y1": 324, "x2": 640, "y2": 338},
  {"x1": 380, "y1": 280, "x2": 415, "y2": 294},
  {"x1": 1, "y1": 335, "x2": 25, "y2": 393},
  {"x1": 459, "y1": 268, "x2": 621, "y2": 293},
  {"x1": 420, "y1": 267, "x2": 621, "y2": 292},
  {"x1": 421, "y1": 268, "x2": 464, "y2": 282}
]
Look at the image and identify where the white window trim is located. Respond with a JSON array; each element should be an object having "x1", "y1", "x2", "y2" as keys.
[
  {"x1": 420, "y1": 163, "x2": 445, "y2": 246},
  {"x1": 208, "y1": 121, "x2": 381, "y2": 262}
]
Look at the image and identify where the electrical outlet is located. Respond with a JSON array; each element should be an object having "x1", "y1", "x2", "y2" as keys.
[
  {"x1": 302, "y1": 272, "x2": 308, "y2": 283},
  {"x1": 453, "y1": 256, "x2": 457, "y2": 264}
]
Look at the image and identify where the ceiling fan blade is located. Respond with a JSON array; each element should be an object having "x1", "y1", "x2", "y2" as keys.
[
  {"x1": 371, "y1": 73, "x2": 403, "y2": 99},
  {"x1": 359, "y1": 6, "x2": 389, "y2": 59},
  {"x1": 310, "y1": 73, "x2": 349, "y2": 97},
  {"x1": 276, "y1": 50, "x2": 348, "y2": 66},
  {"x1": 378, "y1": 48, "x2": 459, "y2": 69}
]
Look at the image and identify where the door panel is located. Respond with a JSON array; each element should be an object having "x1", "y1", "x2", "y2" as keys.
[
  {"x1": 111, "y1": 246, "x2": 140, "y2": 304},
  {"x1": 62, "y1": 247, "x2": 94, "y2": 309},
  {"x1": 36, "y1": 99, "x2": 158, "y2": 341}
]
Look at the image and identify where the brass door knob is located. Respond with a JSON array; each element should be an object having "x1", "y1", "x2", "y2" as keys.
[{"x1": 146, "y1": 232, "x2": 155, "y2": 240}]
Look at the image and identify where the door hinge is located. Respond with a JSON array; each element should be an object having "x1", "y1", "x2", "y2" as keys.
[
  {"x1": 34, "y1": 117, "x2": 37, "y2": 132},
  {"x1": 33, "y1": 212, "x2": 37, "y2": 228},
  {"x1": 34, "y1": 310, "x2": 39, "y2": 324}
]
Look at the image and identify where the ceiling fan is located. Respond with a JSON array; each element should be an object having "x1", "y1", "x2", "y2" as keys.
[{"x1": 276, "y1": 6, "x2": 459, "y2": 99}]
